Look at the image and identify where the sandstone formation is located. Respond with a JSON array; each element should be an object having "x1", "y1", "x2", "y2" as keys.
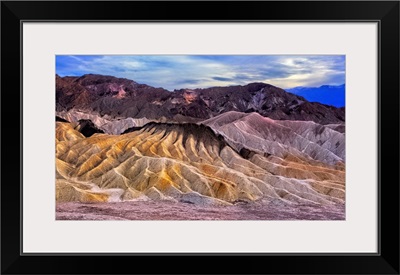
[
  {"x1": 57, "y1": 109, "x2": 156, "y2": 135},
  {"x1": 202, "y1": 111, "x2": 345, "y2": 165},
  {"x1": 56, "y1": 121, "x2": 345, "y2": 206}
]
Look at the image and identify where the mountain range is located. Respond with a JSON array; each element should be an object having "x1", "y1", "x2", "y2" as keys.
[
  {"x1": 56, "y1": 74, "x2": 345, "y2": 125},
  {"x1": 55, "y1": 74, "x2": 345, "y2": 218},
  {"x1": 286, "y1": 84, "x2": 345, "y2": 107}
]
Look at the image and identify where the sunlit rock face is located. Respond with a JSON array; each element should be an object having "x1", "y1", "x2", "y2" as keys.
[
  {"x1": 202, "y1": 111, "x2": 345, "y2": 165},
  {"x1": 56, "y1": 121, "x2": 344, "y2": 205}
]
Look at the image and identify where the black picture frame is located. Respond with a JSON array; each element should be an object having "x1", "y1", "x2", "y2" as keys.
[{"x1": 1, "y1": 1, "x2": 399, "y2": 274}]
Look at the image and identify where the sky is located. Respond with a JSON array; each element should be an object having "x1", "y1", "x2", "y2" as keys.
[{"x1": 56, "y1": 55, "x2": 345, "y2": 91}]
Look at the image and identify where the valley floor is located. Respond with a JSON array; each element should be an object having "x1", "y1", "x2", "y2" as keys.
[{"x1": 56, "y1": 201, "x2": 345, "y2": 221}]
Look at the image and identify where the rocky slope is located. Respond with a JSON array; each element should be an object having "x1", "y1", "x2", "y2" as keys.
[
  {"x1": 56, "y1": 121, "x2": 345, "y2": 206},
  {"x1": 201, "y1": 111, "x2": 345, "y2": 165},
  {"x1": 56, "y1": 109, "x2": 157, "y2": 135},
  {"x1": 56, "y1": 74, "x2": 345, "y2": 125}
]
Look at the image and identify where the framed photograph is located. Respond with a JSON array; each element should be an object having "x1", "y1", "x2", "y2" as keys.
[{"x1": 2, "y1": 1, "x2": 399, "y2": 274}]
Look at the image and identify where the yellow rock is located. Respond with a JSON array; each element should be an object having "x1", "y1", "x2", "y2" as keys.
[{"x1": 55, "y1": 122, "x2": 345, "y2": 205}]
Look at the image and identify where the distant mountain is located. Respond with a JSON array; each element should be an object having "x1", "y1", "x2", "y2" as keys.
[
  {"x1": 286, "y1": 84, "x2": 345, "y2": 107},
  {"x1": 56, "y1": 74, "x2": 345, "y2": 125}
]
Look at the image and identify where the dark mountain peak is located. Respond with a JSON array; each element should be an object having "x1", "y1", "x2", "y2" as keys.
[
  {"x1": 244, "y1": 82, "x2": 271, "y2": 90},
  {"x1": 74, "y1": 74, "x2": 138, "y2": 86}
]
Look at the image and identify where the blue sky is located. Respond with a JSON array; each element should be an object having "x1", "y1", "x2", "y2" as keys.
[{"x1": 56, "y1": 55, "x2": 345, "y2": 91}]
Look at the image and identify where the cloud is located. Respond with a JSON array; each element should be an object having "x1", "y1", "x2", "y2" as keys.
[
  {"x1": 212, "y1": 76, "x2": 234, "y2": 82},
  {"x1": 175, "y1": 79, "x2": 203, "y2": 85},
  {"x1": 56, "y1": 55, "x2": 345, "y2": 90}
]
